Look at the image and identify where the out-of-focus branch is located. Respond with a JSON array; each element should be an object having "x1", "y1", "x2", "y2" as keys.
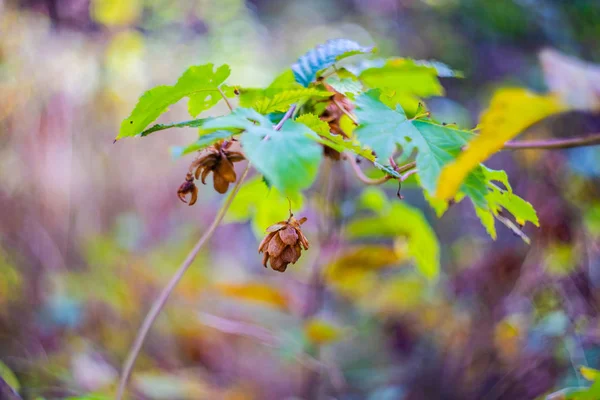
[
  {"x1": 116, "y1": 105, "x2": 298, "y2": 400},
  {"x1": 503, "y1": 132, "x2": 600, "y2": 150}
]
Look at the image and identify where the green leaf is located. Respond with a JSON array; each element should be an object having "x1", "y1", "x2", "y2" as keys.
[
  {"x1": 354, "y1": 91, "x2": 488, "y2": 207},
  {"x1": 292, "y1": 39, "x2": 373, "y2": 87},
  {"x1": 324, "y1": 76, "x2": 363, "y2": 98},
  {"x1": 354, "y1": 90, "x2": 419, "y2": 162},
  {"x1": 139, "y1": 118, "x2": 208, "y2": 137},
  {"x1": 346, "y1": 188, "x2": 440, "y2": 280},
  {"x1": 175, "y1": 130, "x2": 234, "y2": 156},
  {"x1": 296, "y1": 113, "x2": 375, "y2": 161},
  {"x1": 117, "y1": 63, "x2": 230, "y2": 140},
  {"x1": 241, "y1": 119, "x2": 323, "y2": 196},
  {"x1": 486, "y1": 184, "x2": 539, "y2": 227},
  {"x1": 239, "y1": 69, "x2": 304, "y2": 109},
  {"x1": 226, "y1": 177, "x2": 304, "y2": 237},
  {"x1": 201, "y1": 107, "x2": 272, "y2": 132},
  {"x1": 253, "y1": 88, "x2": 331, "y2": 114},
  {"x1": 360, "y1": 58, "x2": 445, "y2": 100}
]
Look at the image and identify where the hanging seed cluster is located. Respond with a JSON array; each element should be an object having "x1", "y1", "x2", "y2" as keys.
[
  {"x1": 258, "y1": 216, "x2": 310, "y2": 272},
  {"x1": 177, "y1": 140, "x2": 245, "y2": 205},
  {"x1": 319, "y1": 82, "x2": 355, "y2": 160}
]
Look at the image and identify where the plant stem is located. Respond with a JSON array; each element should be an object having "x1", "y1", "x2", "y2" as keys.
[
  {"x1": 116, "y1": 104, "x2": 297, "y2": 400},
  {"x1": 332, "y1": 98, "x2": 358, "y2": 125},
  {"x1": 502, "y1": 133, "x2": 600, "y2": 150},
  {"x1": 347, "y1": 155, "x2": 416, "y2": 185},
  {"x1": 218, "y1": 87, "x2": 234, "y2": 112},
  {"x1": 115, "y1": 164, "x2": 250, "y2": 400}
]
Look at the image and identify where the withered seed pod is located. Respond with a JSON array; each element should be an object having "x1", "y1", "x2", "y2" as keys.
[
  {"x1": 319, "y1": 82, "x2": 355, "y2": 160},
  {"x1": 191, "y1": 140, "x2": 245, "y2": 194},
  {"x1": 177, "y1": 140, "x2": 245, "y2": 205},
  {"x1": 258, "y1": 216, "x2": 309, "y2": 272}
]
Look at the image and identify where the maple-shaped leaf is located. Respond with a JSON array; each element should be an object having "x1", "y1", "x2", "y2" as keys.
[
  {"x1": 117, "y1": 63, "x2": 231, "y2": 140},
  {"x1": 353, "y1": 91, "x2": 487, "y2": 206},
  {"x1": 292, "y1": 39, "x2": 373, "y2": 87},
  {"x1": 435, "y1": 88, "x2": 566, "y2": 200}
]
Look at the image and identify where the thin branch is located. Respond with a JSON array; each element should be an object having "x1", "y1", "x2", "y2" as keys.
[
  {"x1": 218, "y1": 87, "x2": 234, "y2": 112},
  {"x1": 332, "y1": 99, "x2": 358, "y2": 125},
  {"x1": 502, "y1": 132, "x2": 600, "y2": 150},
  {"x1": 346, "y1": 155, "x2": 416, "y2": 185},
  {"x1": 116, "y1": 104, "x2": 298, "y2": 400},
  {"x1": 400, "y1": 168, "x2": 418, "y2": 181},
  {"x1": 115, "y1": 164, "x2": 250, "y2": 400}
]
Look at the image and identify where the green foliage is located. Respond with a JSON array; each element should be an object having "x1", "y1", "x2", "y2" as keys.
[
  {"x1": 354, "y1": 90, "x2": 488, "y2": 206},
  {"x1": 115, "y1": 38, "x2": 542, "y2": 243},
  {"x1": 346, "y1": 188, "x2": 440, "y2": 280},
  {"x1": 117, "y1": 63, "x2": 231, "y2": 139},
  {"x1": 227, "y1": 177, "x2": 304, "y2": 237},
  {"x1": 253, "y1": 88, "x2": 331, "y2": 114},
  {"x1": 241, "y1": 120, "x2": 323, "y2": 196},
  {"x1": 173, "y1": 130, "x2": 233, "y2": 156},
  {"x1": 296, "y1": 113, "x2": 375, "y2": 161},
  {"x1": 292, "y1": 39, "x2": 373, "y2": 87}
]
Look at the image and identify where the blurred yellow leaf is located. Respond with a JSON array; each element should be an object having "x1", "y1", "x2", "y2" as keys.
[
  {"x1": 0, "y1": 361, "x2": 19, "y2": 391},
  {"x1": 544, "y1": 243, "x2": 579, "y2": 277},
  {"x1": 324, "y1": 245, "x2": 405, "y2": 299},
  {"x1": 91, "y1": 0, "x2": 142, "y2": 26},
  {"x1": 370, "y1": 276, "x2": 426, "y2": 315},
  {"x1": 494, "y1": 315, "x2": 524, "y2": 362},
  {"x1": 436, "y1": 89, "x2": 566, "y2": 200},
  {"x1": 581, "y1": 366, "x2": 600, "y2": 382},
  {"x1": 216, "y1": 283, "x2": 288, "y2": 310},
  {"x1": 304, "y1": 318, "x2": 343, "y2": 345}
]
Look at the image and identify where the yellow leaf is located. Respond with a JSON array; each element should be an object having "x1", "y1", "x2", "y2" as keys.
[
  {"x1": 435, "y1": 89, "x2": 566, "y2": 200},
  {"x1": 324, "y1": 246, "x2": 404, "y2": 299},
  {"x1": 304, "y1": 318, "x2": 343, "y2": 345},
  {"x1": 216, "y1": 283, "x2": 288, "y2": 310},
  {"x1": 91, "y1": 0, "x2": 142, "y2": 26},
  {"x1": 581, "y1": 366, "x2": 600, "y2": 382}
]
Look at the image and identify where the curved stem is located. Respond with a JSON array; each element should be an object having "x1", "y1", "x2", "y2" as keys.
[
  {"x1": 218, "y1": 87, "x2": 234, "y2": 112},
  {"x1": 116, "y1": 104, "x2": 297, "y2": 400},
  {"x1": 346, "y1": 155, "x2": 416, "y2": 185},
  {"x1": 115, "y1": 164, "x2": 250, "y2": 400},
  {"x1": 503, "y1": 132, "x2": 600, "y2": 150}
]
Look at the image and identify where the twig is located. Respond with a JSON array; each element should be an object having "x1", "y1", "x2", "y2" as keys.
[
  {"x1": 502, "y1": 132, "x2": 600, "y2": 150},
  {"x1": 116, "y1": 105, "x2": 298, "y2": 399},
  {"x1": 346, "y1": 155, "x2": 416, "y2": 185},
  {"x1": 115, "y1": 164, "x2": 250, "y2": 400},
  {"x1": 218, "y1": 87, "x2": 234, "y2": 112},
  {"x1": 332, "y1": 98, "x2": 358, "y2": 125}
]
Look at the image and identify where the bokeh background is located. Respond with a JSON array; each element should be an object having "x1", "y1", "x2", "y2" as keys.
[{"x1": 1, "y1": 0, "x2": 600, "y2": 399}]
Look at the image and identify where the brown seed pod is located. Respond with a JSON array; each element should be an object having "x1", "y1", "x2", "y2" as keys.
[
  {"x1": 192, "y1": 140, "x2": 245, "y2": 194},
  {"x1": 319, "y1": 82, "x2": 355, "y2": 160},
  {"x1": 177, "y1": 172, "x2": 198, "y2": 205},
  {"x1": 258, "y1": 216, "x2": 309, "y2": 272}
]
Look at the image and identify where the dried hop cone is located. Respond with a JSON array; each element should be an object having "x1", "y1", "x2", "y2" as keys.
[{"x1": 258, "y1": 215, "x2": 309, "y2": 272}]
